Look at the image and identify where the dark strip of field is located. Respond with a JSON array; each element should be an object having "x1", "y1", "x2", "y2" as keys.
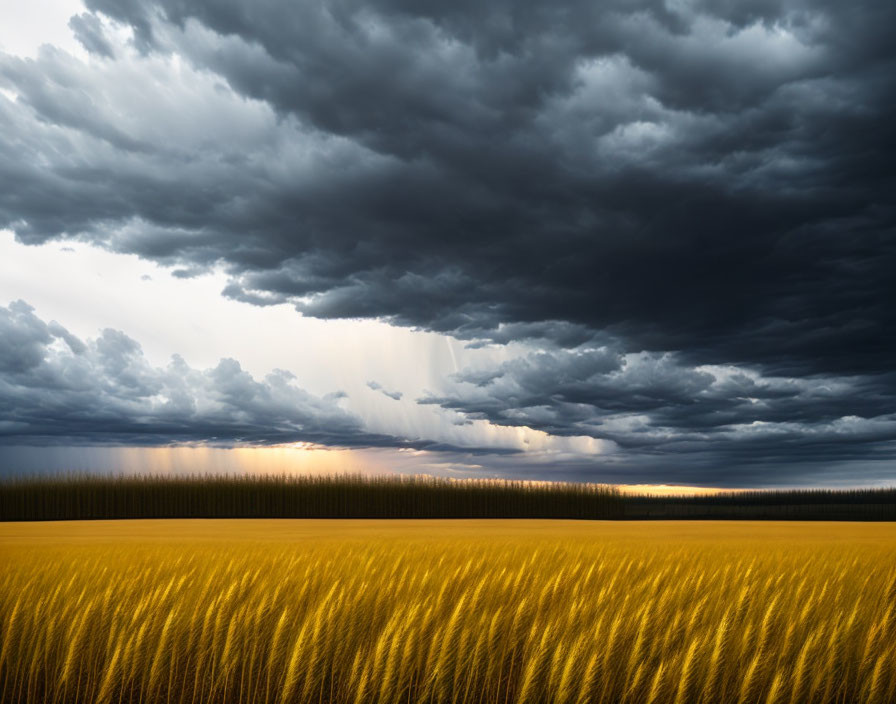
[{"x1": 1, "y1": 474, "x2": 894, "y2": 521}]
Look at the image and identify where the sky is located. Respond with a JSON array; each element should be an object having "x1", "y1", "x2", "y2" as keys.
[{"x1": 0, "y1": 0, "x2": 893, "y2": 488}]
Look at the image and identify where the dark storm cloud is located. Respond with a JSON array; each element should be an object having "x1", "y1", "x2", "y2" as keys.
[
  {"x1": 0, "y1": 0, "x2": 890, "y2": 374},
  {"x1": 420, "y1": 347, "x2": 896, "y2": 482},
  {"x1": 0, "y1": 300, "x2": 489, "y2": 453},
  {"x1": 1, "y1": 0, "x2": 894, "y2": 482},
  {"x1": 73, "y1": 0, "x2": 895, "y2": 380}
]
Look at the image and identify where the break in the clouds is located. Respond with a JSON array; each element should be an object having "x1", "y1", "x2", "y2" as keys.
[
  {"x1": 0, "y1": 0, "x2": 894, "y2": 485},
  {"x1": 0, "y1": 298, "x2": 559, "y2": 459}
]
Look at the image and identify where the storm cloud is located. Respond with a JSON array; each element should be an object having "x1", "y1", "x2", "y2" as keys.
[
  {"x1": 0, "y1": 300, "x2": 436, "y2": 450},
  {"x1": 1, "y1": 0, "x2": 894, "y2": 483},
  {"x1": 420, "y1": 347, "x2": 896, "y2": 482}
]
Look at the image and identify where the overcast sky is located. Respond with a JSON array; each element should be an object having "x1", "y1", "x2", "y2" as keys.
[{"x1": 0, "y1": 0, "x2": 893, "y2": 487}]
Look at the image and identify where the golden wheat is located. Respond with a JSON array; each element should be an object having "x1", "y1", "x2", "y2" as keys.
[{"x1": 1, "y1": 519, "x2": 895, "y2": 703}]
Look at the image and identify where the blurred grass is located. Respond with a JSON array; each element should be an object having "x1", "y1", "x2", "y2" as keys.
[
  {"x1": 2, "y1": 473, "x2": 895, "y2": 521},
  {"x1": 1, "y1": 473, "x2": 622, "y2": 520}
]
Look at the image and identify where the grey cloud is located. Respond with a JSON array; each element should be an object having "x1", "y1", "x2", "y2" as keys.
[
  {"x1": 2, "y1": 1, "x2": 896, "y2": 384},
  {"x1": 422, "y1": 347, "x2": 896, "y2": 481},
  {"x1": 0, "y1": 301, "x2": 54, "y2": 374},
  {"x1": 367, "y1": 381, "x2": 403, "y2": 401},
  {"x1": 0, "y1": 0, "x2": 890, "y2": 378},
  {"x1": 0, "y1": 301, "x2": 471, "y2": 451},
  {"x1": 69, "y1": 13, "x2": 116, "y2": 59}
]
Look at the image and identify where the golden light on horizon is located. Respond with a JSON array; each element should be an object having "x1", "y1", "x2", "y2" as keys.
[
  {"x1": 618, "y1": 484, "x2": 746, "y2": 497},
  {"x1": 112, "y1": 445, "x2": 381, "y2": 476}
]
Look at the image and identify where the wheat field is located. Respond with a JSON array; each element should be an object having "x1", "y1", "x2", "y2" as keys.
[{"x1": 1, "y1": 520, "x2": 895, "y2": 703}]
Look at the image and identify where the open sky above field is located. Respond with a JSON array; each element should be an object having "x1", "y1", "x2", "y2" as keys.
[{"x1": 0, "y1": 0, "x2": 894, "y2": 488}]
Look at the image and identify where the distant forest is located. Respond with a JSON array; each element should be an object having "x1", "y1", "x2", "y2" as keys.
[{"x1": 1, "y1": 474, "x2": 894, "y2": 522}]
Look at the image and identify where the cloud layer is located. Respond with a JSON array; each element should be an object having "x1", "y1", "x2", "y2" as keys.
[
  {"x1": 0, "y1": 300, "x2": 413, "y2": 448},
  {"x1": 2, "y1": 0, "x2": 892, "y2": 373},
  {"x1": 1, "y1": 0, "x2": 894, "y2": 483},
  {"x1": 421, "y1": 347, "x2": 896, "y2": 483}
]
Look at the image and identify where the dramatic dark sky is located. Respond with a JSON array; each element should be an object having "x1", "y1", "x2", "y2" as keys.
[{"x1": 0, "y1": 0, "x2": 894, "y2": 486}]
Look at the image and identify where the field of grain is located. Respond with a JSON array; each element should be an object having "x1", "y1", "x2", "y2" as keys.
[{"x1": 1, "y1": 520, "x2": 895, "y2": 703}]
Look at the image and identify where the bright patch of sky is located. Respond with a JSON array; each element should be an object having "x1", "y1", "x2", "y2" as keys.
[{"x1": 0, "y1": 229, "x2": 609, "y2": 465}]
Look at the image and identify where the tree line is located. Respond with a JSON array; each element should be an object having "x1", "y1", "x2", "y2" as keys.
[{"x1": 1, "y1": 473, "x2": 894, "y2": 521}]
